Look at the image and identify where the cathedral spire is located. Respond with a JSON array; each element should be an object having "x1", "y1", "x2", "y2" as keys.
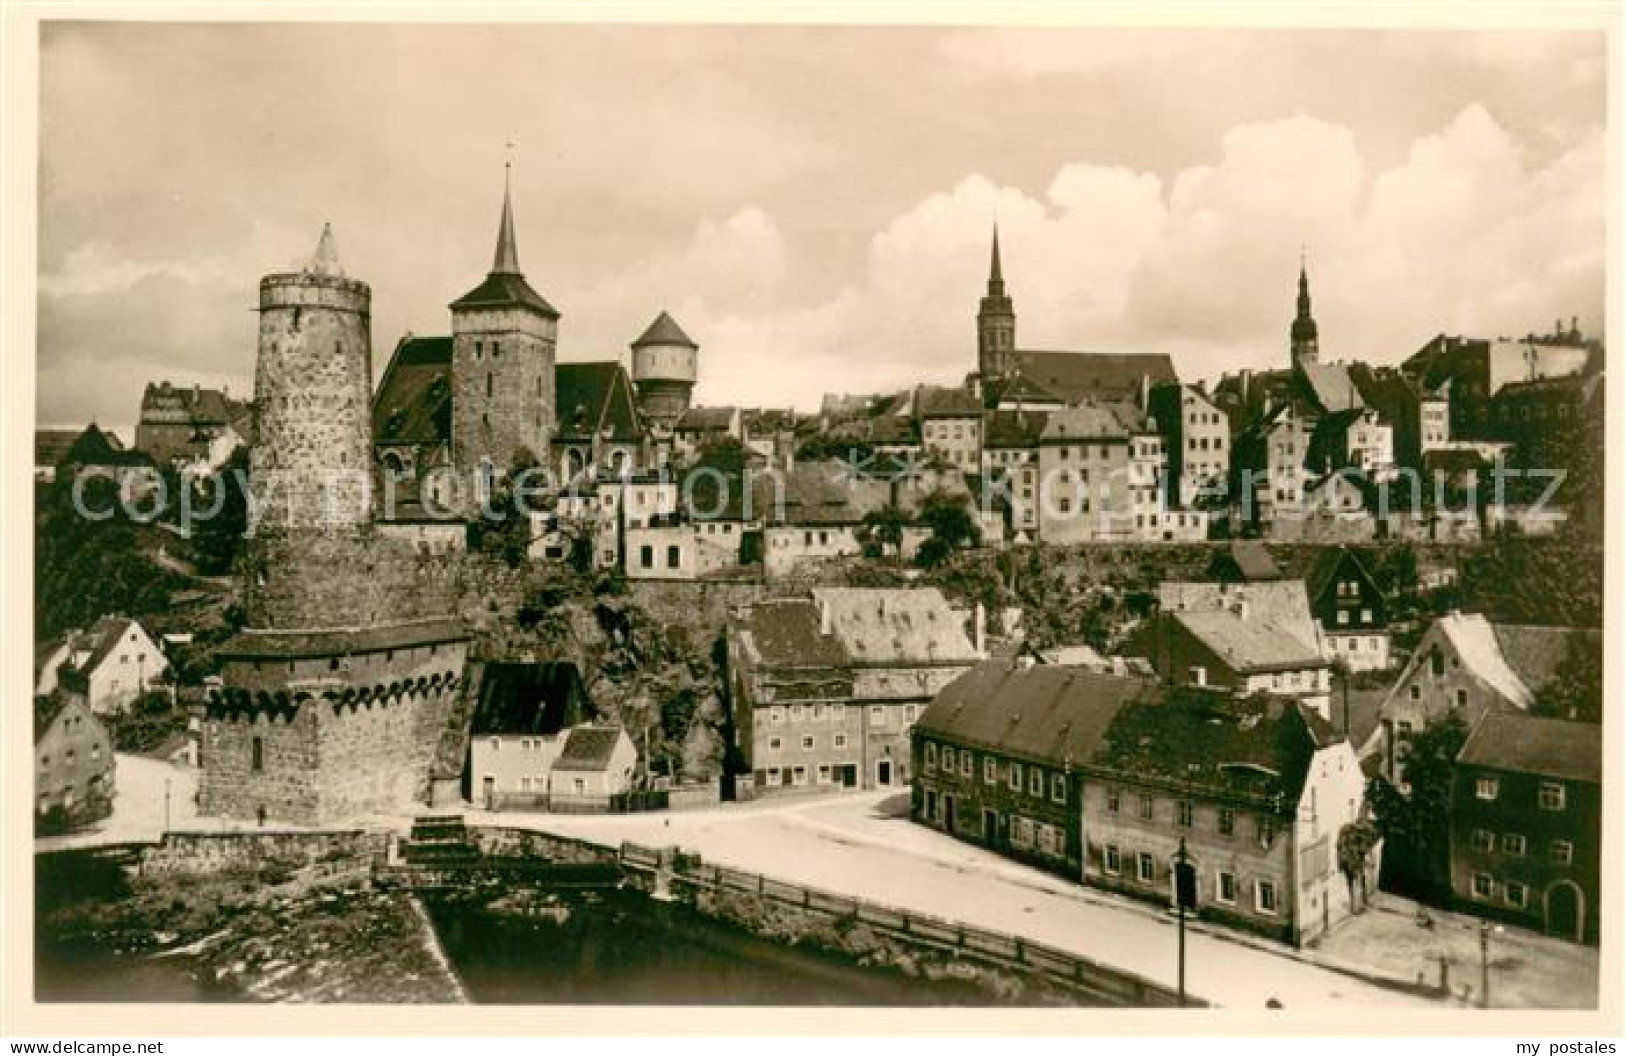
[
  {"x1": 1291, "y1": 252, "x2": 1319, "y2": 365},
  {"x1": 491, "y1": 161, "x2": 521, "y2": 276},
  {"x1": 988, "y1": 224, "x2": 1005, "y2": 296}
]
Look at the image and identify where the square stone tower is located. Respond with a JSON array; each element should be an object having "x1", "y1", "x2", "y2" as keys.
[{"x1": 450, "y1": 170, "x2": 558, "y2": 510}]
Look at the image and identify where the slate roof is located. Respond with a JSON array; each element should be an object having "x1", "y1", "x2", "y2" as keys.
[
  {"x1": 1039, "y1": 402, "x2": 1141, "y2": 442},
  {"x1": 990, "y1": 371, "x2": 1066, "y2": 406},
  {"x1": 1088, "y1": 694, "x2": 1329, "y2": 808},
  {"x1": 983, "y1": 409, "x2": 1049, "y2": 449},
  {"x1": 370, "y1": 342, "x2": 643, "y2": 446},
  {"x1": 865, "y1": 415, "x2": 920, "y2": 445},
  {"x1": 631, "y1": 311, "x2": 697, "y2": 349},
  {"x1": 35, "y1": 429, "x2": 81, "y2": 468},
  {"x1": 1156, "y1": 580, "x2": 1318, "y2": 645},
  {"x1": 35, "y1": 694, "x2": 71, "y2": 742},
  {"x1": 373, "y1": 336, "x2": 454, "y2": 445},
  {"x1": 552, "y1": 726, "x2": 627, "y2": 772},
  {"x1": 1458, "y1": 712, "x2": 1601, "y2": 784},
  {"x1": 555, "y1": 361, "x2": 643, "y2": 443},
  {"x1": 215, "y1": 617, "x2": 469, "y2": 660},
  {"x1": 1210, "y1": 541, "x2": 1283, "y2": 582},
  {"x1": 811, "y1": 588, "x2": 981, "y2": 666},
  {"x1": 915, "y1": 659, "x2": 1159, "y2": 769},
  {"x1": 1005, "y1": 349, "x2": 1176, "y2": 404},
  {"x1": 736, "y1": 598, "x2": 849, "y2": 671},
  {"x1": 769, "y1": 463, "x2": 867, "y2": 526},
  {"x1": 916, "y1": 386, "x2": 982, "y2": 419},
  {"x1": 1490, "y1": 623, "x2": 1602, "y2": 699},
  {"x1": 62, "y1": 616, "x2": 146, "y2": 681},
  {"x1": 63, "y1": 424, "x2": 152, "y2": 468},
  {"x1": 450, "y1": 271, "x2": 559, "y2": 318},
  {"x1": 1297, "y1": 360, "x2": 1365, "y2": 414},
  {"x1": 676, "y1": 406, "x2": 739, "y2": 433},
  {"x1": 1175, "y1": 608, "x2": 1329, "y2": 674},
  {"x1": 469, "y1": 662, "x2": 592, "y2": 737}
]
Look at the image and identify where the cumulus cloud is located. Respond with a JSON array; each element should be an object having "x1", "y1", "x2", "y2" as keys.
[
  {"x1": 40, "y1": 243, "x2": 232, "y2": 299},
  {"x1": 610, "y1": 103, "x2": 1602, "y2": 409}
]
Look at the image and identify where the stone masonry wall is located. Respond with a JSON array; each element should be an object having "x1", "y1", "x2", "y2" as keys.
[
  {"x1": 253, "y1": 273, "x2": 374, "y2": 533},
  {"x1": 200, "y1": 705, "x2": 322, "y2": 823},
  {"x1": 451, "y1": 304, "x2": 556, "y2": 504},
  {"x1": 242, "y1": 527, "x2": 460, "y2": 629}
]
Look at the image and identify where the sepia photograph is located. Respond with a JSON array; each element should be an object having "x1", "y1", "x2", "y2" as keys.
[{"x1": 4, "y1": 2, "x2": 1620, "y2": 1042}]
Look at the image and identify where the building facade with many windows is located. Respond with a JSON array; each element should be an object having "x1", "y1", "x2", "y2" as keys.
[{"x1": 1449, "y1": 712, "x2": 1600, "y2": 943}]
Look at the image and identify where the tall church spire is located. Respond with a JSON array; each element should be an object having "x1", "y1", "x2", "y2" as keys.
[
  {"x1": 977, "y1": 224, "x2": 1016, "y2": 382},
  {"x1": 988, "y1": 224, "x2": 1005, "y2": 296},
  {"x1": 1291, "y1": 252, "x2": 1319, "y2": 366},
  {"x1": 491, "y1": 161, "x2": 521, "y2": 276}
]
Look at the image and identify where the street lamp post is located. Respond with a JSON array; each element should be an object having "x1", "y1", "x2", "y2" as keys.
[
  {"x1": 1479, "y1": 919, "x2": 1503, "y2": 1008},
  {"x1": 1173, "y1": 837, "x2": 1196, "y2": 1007}
]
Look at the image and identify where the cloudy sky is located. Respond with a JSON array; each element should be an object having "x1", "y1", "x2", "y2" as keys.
[{"x1": 37, "y1": 21, "x2": 1607, "y2": 436}]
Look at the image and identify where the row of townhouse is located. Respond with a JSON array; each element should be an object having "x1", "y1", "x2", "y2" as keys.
[
  {"x1": 726, "y1": 588, "x2": 986, "y2": 796},
  {"x1": 910, "y1": 657, "x2": 1370, "y2": 947}
]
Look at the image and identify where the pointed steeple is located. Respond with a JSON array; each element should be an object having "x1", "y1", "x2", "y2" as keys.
[
  {"x1": 307, "y1": 222, "x2": 344, "y2": 277},
  {"x1": 988, "y1": 224, "x2": 1005, "y2": 296},
  {"x1": 491, "y1": 162, "x2": 521, "y2": 276},
  {"x1": 1291, "y1": 251, "x2": 1319, "y2": 365}
]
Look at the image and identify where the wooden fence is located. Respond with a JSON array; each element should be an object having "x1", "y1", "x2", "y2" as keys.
[{"x1": 619, "y1": 840, "x2": 1202, "y2": 1008}]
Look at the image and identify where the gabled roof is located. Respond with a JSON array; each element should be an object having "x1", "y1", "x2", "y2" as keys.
[
  {"x1": 1296, "y1": 360, "x2": 1364, "y2": 414},
  {"x1": 1431, "y1": 612, "x2": 1536, "y2": 709},
  {"x1": 1174, "y1": 608, "x2": 1328, "y2": 674},
  {"x1": 555, "y1": 361, "x2": 643, "y2": 443},
  {"x1": 1006, "y1": 349, "x2": 1176, "y2": 404},
  {"x1": 1039, "y1": 402, "x2": 1140, "y2": 442},
  {"x1": 769, "y1": 462, "x2": 867, "y2": 525},
  {"x1": 916, "y1": 659, "x2": 1158, "y2": 768},
  {"x1": 915, "y1": 385, "x2": 982, "y2": 419},
  {"x1": 63, "y1": 424, "x2": 151, "y2": 468},
  {"x1": 373, "y1": 336, "x2": 454, "y2": 445},
  {"x1": 62, "y1": 616, "x2": 147, "y2": 682},
  {"x1": 631, "y1": 310, "x2": 697, "y2": 349},
  {"x1": 983, "y1": 409, "x2": 1049, "y2": 449},
  {"x1": 865, "y1": 415, "x2": 920, "y2": 445},
  {"x1": 1089, "y1": 693, "x2": 1330, "y2": 808},
  {"x1": 1286, "y1": 546, "x2": 1378, "y2": 607},
  {"x1": 811, "y1": 587, "x2": 981, "y2": 666},
  {"x1": 989, "y1": 371, "x2": 1066, "y2": 406},
  {"x1": 1157, "y1": 580, "x2": 1317, "y2": 644},
  {"x1": 450, "y1": 272, "x2": 559, "y2": 317},
  {"x1": 1458, "y1": 712, "x2": 1600, "y2": 784},
  {"x1": 469, "y1": 662, "x2": 592, "y2": 737},
  {"x1": 552, "y1": 726, "x2": 628, "y2": 772}
]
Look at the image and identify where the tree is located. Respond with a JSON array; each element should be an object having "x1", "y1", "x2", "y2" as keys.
[
  {"x1": 795, "y1": 435, "x2": 876, "y2": 466},
  {"x1": 1531, "y1": 634, "x2": 1602, "y2": 723},
  {"x1": 1336, "y1": 819, "x2": 1382, "y2": 914},
  {"x1": 1367, "y1": 711, "x2": 1469, "y2": 904},
  {"x1": 190, "y1": 445, "x2": 251, "y2": 574},
  {"x1": 858, "y1": 504, "x2": 907, "y2": 560}
]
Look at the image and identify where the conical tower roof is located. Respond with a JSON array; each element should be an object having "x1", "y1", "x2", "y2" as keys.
[
  {"x1": 306, "y1": 223, "x2": 345, "y2": 277},
  {"x1": 630, "y1": 310, "x2": 698, "y2": 349}
]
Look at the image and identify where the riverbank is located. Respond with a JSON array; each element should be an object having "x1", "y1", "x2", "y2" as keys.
[{"x1": 36, "y1": 844, "x2": 465, "y2": 1004}]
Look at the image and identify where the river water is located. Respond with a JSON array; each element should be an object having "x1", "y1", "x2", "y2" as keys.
[
  {"x1": 422, "y1": 889, "x2": 1006, "y2": 1006},
  {"x1": 36, "y1": 875, "x2": 1008, "y2": 1005}
]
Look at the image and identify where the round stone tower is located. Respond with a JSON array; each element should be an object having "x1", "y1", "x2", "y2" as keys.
[
  {"x1": 629, "y1": 310, "x2": 698, "y2": 428},
  {"x1": 252, "y1": 223, "x2": 374, "y2": 532}
]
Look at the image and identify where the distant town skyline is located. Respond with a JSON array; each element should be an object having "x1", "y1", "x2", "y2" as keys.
[{"x1": 38, "y1": 21, "x2": 1606, "y2": 437}]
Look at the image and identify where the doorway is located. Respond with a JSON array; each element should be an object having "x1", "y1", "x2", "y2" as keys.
[
  {"x1": 482, "y1": 775, "x2": 495, "y2": 811},
  {"x1": 1546, "y1": 880, "x2": 1584, "y2": 942},
  {"x1": 944, "y1": 794, "x2": 956, "y2": 832},
  {"x1": 876, "y1": 760, "x2": 893, "y2": 787},
  {"x1": 982, "y1": 808, "x2": 998, "y2": 844}
]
